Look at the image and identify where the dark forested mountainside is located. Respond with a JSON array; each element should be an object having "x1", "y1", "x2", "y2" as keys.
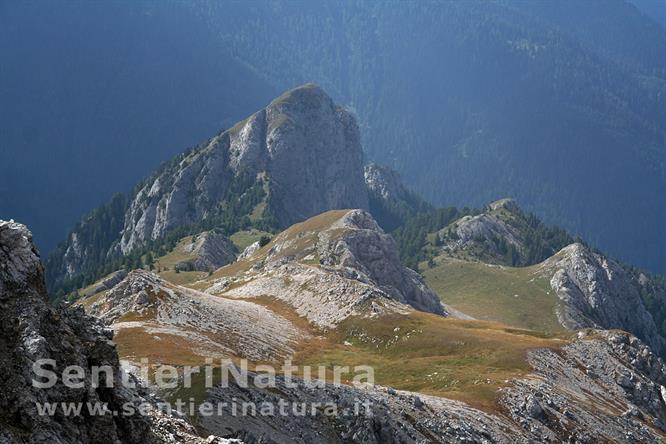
[
  {"x1": 0, "y1": 1, "x2": 277, "y2": 254},
  {"x1": 630, "y1": 0, "x2": 666, "y2": 28},
  {"x1": 4, "y1": 0, "x2": 666, "y2": 274},
  {"x1": 186, "y1": 0, "x2": 666, "y2": 273}
]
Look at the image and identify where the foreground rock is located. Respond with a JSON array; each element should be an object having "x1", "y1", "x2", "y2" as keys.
[
  {"x1": 499, "y1": 329, "x2": 666, "y2": 442},
  {"x1": 202, "y1": 209, "x2": 447, "y2": 328},
  {"x1": 0, "y1": 220, "x2": 229, "y2": 443}
]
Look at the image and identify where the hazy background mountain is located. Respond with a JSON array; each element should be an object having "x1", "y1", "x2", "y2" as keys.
[
  {"x1": 630, "y1": 0, "x2": 666, "y2": 27},
  {"x1": 0, "y1": 1, "x2": 278, "y2": 254},
  {"x1": 3, "y1": 0, "x2": 666, "y2": 273}
]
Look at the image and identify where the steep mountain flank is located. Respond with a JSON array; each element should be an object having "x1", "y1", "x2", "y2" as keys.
[
  {"x1": 47, "y1": 84, "x2": 369, "y2": 291},
  {"x1": 364, "y1": 163, "x2": 431, "y2": 231},
  {"x1": 118, "y1": 83, "x2": 367, "y2": 254},
  {"x1": 198, "y1": 209, "x2": 447, "y2": 328},
  {"x1": 542, "y1": 243, "x2": 666, "y2": 357},
  {"x1": 0, "y1": 220, "x2": 226, "y2": 443}
]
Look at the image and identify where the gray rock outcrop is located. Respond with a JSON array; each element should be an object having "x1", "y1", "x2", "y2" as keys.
[
  {"x1": 237, "y1": 241, "x2": 261, "y2": 261},
  {"x1": 364, "y1": 163, "x2": 413, "y2": 203},
  {"x1": 543, "y1": 243, "x2": 666, "y2": 356},
  {"x1": 439, "y1": 198, "x2": 525, "y2": 262},
  {"x1": 0, "y1": 220, "x2": 227, "y2": 443},
  {"x1": 80, "y1": 269, "x2": 307, "y2": 363},
  {"x1": 175, "y1": 231, "x2": 237, "y2": 272},
  {"x1": 318, "y1": 209, "x2": 446, "y2": 316},
  {"x1": 364, "y1": 163, "x2": 430, "y2": 230},
  {"x1": 205, "y1": 209, "x2": 447, "y2": 327}
]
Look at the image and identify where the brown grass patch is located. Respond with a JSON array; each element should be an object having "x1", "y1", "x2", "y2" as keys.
[{"x1": 293, "y1": 311, "x2": 569, "y2": 412}]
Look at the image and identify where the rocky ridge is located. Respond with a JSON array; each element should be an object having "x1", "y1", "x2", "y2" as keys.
[
  {"x1": 0, "y1": 220, "x2": 230, "y2": 443},
  {"x1": 202, "y1": 209, "x2": 447, "y2": 328},
  {"x1": 542, "y1": 243, "x2": 666, "y2": 357},
  {"x1": 437, "y1": 198, "x2": 535, "y2": 264},
  {"x1": 79, "y1": 269, "x2": 308, "y2": 364}
]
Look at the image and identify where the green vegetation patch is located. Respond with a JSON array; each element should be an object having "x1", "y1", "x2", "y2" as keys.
[
  {"x1": 423, "y1": 257, "x2": 564, "y2": 333},
  {"x1": 295, "y1": 312, "x2": 568, "y2": 411},
  {"x1": 229, "y1": 229, "x2": 273, "y2": 251}
]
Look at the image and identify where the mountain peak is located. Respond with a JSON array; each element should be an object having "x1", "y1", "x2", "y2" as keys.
[
  {"x1": 48, "y1": 85, "x2": 368, "y2": 288},
  {"x1": 488, "y1": 197, "x2": 520, "y2": 213},
  {"x1": 269, "y1": 82, "x2": 328, "y2": 107},
  {"x1": 201, "y1": 208, "x2": 447, "y2": 327}
]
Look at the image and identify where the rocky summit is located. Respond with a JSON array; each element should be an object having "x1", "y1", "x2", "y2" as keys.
[
  {"x1": 48, "y1": 84, "x2": 369, "y2": 287},
  {"x1": 200, "y1": 209, "x2": 447, "y2": 328},
  {"x1": 117, "y1": 83, "x2": 367, "y2": 254}
]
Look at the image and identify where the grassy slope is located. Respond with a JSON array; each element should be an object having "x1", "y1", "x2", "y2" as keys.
[
  {"x1": 75, "y1": 269, "x2": 126, "y2": 298},
  {"x1": 170, "y1": 209, "x2": 570, "y2": 411},
  {"x1": 422, "y1": 256, "x2": 563, "y2": 333},
  {"x1": 152, "y1": 229, "x2": 268, "y2": 286},
  {"x1": 295, "y1": 311, "x2": 568, "y2": 411},
  {"x1": 229, "y1": 229, "x2": 272, "y2": 251}
]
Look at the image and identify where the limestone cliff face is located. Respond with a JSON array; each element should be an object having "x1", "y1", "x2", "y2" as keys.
[
  {"x1": 317, "y1": 210, "x2": 446, "y2": 316},
  {"x1": 263, "y1": 85, "x2": 368, "y2": 228},
  {"x1": 0, "y1": 220, "x2": 224, "y2": 443},
  {"x1": 543, "y1": 243, "x2": 666, "y2": 356},
  {"x1": 118, "y1": 83, "x2": 367, "y2": 255},
  {"x1": 49, "y1": 84, "x2": 368, "y2": 284},
  {"x1": 364, "y1": 163, "x2": 412, "y2": 202}
]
